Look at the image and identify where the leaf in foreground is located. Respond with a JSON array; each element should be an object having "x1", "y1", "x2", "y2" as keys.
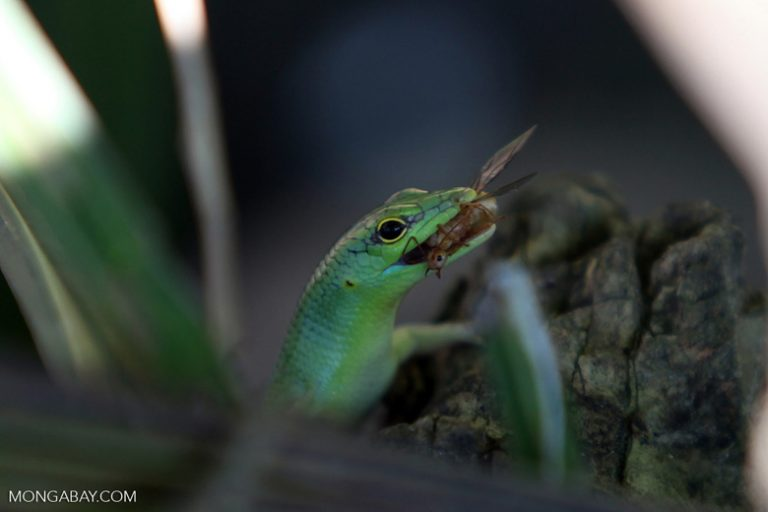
[
  {"x1": 0, "y1": 0, "x2": 233, "y2": 400},
  {"x1": 475, "y1": 261, "x2": 569, "y2": 480}
]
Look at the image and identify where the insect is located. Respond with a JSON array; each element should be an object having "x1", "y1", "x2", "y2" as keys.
[{"x1": 424, "y1": 126, "x2": 537, "y2": 277}]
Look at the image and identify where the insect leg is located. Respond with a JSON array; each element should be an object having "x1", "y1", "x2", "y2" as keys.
[{"x1": 400, "y1": 235, "x2": 420, "y2": 258}]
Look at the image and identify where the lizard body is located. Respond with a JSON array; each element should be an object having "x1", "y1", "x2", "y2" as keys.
[
  {"x1": 267, "y1": 187, "x2": 493, "y2": 421},
  {"x1": 266, "y1": 128, "x2": 535, "y2": 422}
]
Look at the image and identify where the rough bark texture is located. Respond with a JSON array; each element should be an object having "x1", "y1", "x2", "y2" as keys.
[{"x1": 377, "y1": 174, "x2": 765, "y2": 510}]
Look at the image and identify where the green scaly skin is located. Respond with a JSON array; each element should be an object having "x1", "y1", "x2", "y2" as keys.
[{"x1": 267, "y1": 186, "x2": 496, "y2": 422}]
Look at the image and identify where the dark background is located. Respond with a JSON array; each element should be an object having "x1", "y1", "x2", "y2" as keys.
[{"x1": 25, "y1": 0, "x2": 761, "y2": 387}]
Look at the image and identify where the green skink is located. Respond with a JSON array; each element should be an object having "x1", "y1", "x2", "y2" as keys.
[{"x1": 267, "y1": 127, "x2": 536, "y2": 422}]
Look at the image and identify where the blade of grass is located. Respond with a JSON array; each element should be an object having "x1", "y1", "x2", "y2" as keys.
[
  {"x1": 474, "y1": 261, "x2": 568, "y2": 481},
  {"x1": 0, "y1": 0, "x2": 235, "y2": 401},
  {"x1": 0, "y1": 368, "x2": 225, "y2": 512},
  {"x1": 0, "y1": 365, "x2": 646, "y2": 512},
  {"x1": 154, "y1": 0, "x2": 240, "y2": 353},
  {"x1": 192, "y1": 413, "x2": 647, "y2": 512},
  {"x1": 0, "y1": 181, "x2": 104, "y2": 384}
]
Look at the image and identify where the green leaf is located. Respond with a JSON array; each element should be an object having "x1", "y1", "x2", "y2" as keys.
[
  {"x1": 475, "y1": 261, "x2": 570, "y2": 480},
  {"x1": 0, "y1": 0, "x2": 234, "y2": 401},
  {"x1": 0, "y1": 181, "x2": 105, "y2": 384}
]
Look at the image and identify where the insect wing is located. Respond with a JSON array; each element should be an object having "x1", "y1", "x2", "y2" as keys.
[
  {"x1": 485, "y1": 172, "x2": 537, "y2": 199},
  {"x1": 471, "y1": 125, "x2": 537, "y2": 192}
]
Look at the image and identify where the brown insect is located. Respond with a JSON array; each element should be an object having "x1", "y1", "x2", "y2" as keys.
[
  {"x1": 425, "y1": 126, "x2": 537, "y2": 278},
  {"x1": 424, "y1": 201, "x2": 496, "y2": 278}
]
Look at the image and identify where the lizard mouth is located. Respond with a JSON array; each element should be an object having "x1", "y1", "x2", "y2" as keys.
[{"x1": 398, "y1": 197, "x2": 497, "y2": 265}]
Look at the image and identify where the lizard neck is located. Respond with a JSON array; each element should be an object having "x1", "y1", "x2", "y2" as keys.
[{"x1": 268, "y1": 249, "x2": 411, "y2": 418}]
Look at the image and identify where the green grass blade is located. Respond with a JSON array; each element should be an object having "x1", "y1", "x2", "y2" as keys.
[
  {"x1": 154, "y1": 0, "x2": 241, "y2": 353},
  {"x1": 0, "y1": 369, "x2": 223, "y2": 511},
  {"x1": 0, "y1": 182, "x2": 105, "y2": 383},
  {"x1": 0, "y1": 0, "x2": 234, "y2": 401},
  {"x1": 475, "y1": 261, "x2": 568, "y2": 480}
]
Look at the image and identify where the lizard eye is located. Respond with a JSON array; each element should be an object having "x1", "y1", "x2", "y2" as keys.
[{"x1": 376, "y1": 218, "x2": 407, "y2": 243}]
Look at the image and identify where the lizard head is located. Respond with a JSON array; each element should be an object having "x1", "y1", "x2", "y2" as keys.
[{"x1": 332, "y1": 186, "x2": 497, "y2": 295}]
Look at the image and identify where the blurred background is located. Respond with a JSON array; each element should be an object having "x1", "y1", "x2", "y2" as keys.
[{"x1": 20, "y1": 0, "x2": 760, "y2": 390}]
